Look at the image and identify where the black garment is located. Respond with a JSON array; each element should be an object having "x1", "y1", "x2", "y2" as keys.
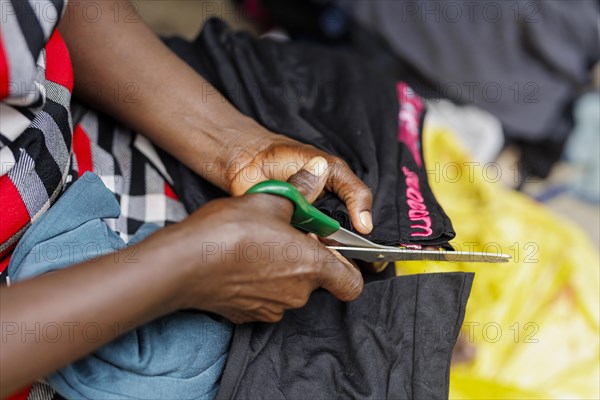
[
  {"x1": 158, "y1": 21, "x2": 472, "y2": 399},
  {"x1": 216, "y1": 272, "x2": 474, "y2": 399},
  {"x1": 163, "y1": 19, "x2": 455, "y2": 247}
]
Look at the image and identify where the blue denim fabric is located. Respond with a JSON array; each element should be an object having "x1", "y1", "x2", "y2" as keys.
[{"x1": 8, "y1": 173, "x2": 233, "y2": 399}]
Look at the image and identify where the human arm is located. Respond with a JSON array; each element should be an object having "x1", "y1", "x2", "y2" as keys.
[
  {"x1": 0, "y1": 157, "x2": 362, "y2": 397},
  {"x1": 57, "y1": 0, "x2": 373, "y2": 233}
]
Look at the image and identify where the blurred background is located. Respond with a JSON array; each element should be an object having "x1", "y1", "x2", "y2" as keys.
[{"x1": 133, "y1": 1, "x2": 599, "y2": 398}]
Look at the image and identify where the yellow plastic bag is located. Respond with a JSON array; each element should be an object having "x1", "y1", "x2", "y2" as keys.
[{"x1": 396, "y1": 126, "x2": 600, "y2": 399}]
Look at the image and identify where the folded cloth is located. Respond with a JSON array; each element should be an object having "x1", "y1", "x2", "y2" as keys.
[
  {"x1": 8, "y1": 173, "x2": 233, "y2": 400},
  {"x1": 161, "y1": 18, "x2": 455, "y2": 248},
  {"x1": 217, "y1": 272, "x2": 474, "y2": 400}
]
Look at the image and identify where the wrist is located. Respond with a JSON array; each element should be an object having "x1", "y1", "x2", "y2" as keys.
[{"x1": 136, "y1": 223, "x2": 209, "y2": 311}]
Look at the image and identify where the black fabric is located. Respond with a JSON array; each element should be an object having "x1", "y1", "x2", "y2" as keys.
[
  {"x1": 162, "y1": 19, "x2": 455, "y2": 247},
  {"x1": 216, "y1": 272, "x2": 474, "y2": 399},
  {"x1": 158, "y1": 22, "x2": 472, "y2": 398}
]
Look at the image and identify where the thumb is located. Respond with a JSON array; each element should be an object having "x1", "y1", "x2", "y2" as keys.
[
  {"x1": 316, "y1": 245, "x2": 364, "y2": 302},
  {"x1": 287, "y1": 157, "x2": 329, "y2": 203}
]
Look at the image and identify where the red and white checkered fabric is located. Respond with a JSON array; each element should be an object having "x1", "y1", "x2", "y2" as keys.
[{"x1": 0, "y1": 0, "x2": 73, "y2": 261}]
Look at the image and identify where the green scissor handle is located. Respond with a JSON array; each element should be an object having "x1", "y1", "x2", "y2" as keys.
[{"x1": 246, "y1": 180, "x2": 340, "y2": 237}]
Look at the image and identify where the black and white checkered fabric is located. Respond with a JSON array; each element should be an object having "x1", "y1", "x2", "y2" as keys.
[{"x1": 71, "y1": 106, "x2": 188, "y2": 242}]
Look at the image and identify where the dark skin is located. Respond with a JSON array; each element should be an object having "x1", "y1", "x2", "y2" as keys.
[
  {"x1": 1, "y1": 0, "x2": 372, "y2": 396},
  {"x1": 60, "y1": 0, "x2": 374, "y2": 232},
  {"x1": 0, "y1": 158, "x2": 363, "y2": 397}
]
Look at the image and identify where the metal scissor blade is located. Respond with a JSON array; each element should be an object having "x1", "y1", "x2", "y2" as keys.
[
  {"x1": 328, "y1": 246, "x2": 512, "y2": 263},
  {"x1": 326, "y1": 228, "x2": 399, "y2": 249}
]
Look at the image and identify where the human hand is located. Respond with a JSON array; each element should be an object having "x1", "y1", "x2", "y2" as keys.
[
  {"x1": 175, "y1": 157, "x2": 364, "y2": 324},
  {"x1": 224, "y1": 131, "x2": 374, "y2": 235}
]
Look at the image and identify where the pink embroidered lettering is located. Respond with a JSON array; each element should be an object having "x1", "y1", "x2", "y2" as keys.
[
  {"x1": 397, "y1": 83, "x2": 424, "y2": 167},
  {"x1": 408, "y1": 209, "x2": 429, "y2": 219},
  {"x1": 402, "y1": 166, "x2": 433, "y2": 238},
  {"x1": 407, "y1": 199, "x2": 426, "y2": 211},
  {"x1": 406, "y1": 187, "x2": 424, "y2": 203},
  {"x1": 411, "y1": 219, "x2": 433, "y2": 237}
]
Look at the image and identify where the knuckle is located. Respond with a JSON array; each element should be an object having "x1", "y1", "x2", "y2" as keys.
[
  {"x1": 307, "y1": 259, "x2": 324, "y2": 282},
  {"x1": 243, "y1": 303, "x2": 261, "y2": 313},
  {"x1": 331, "y1": 157, "x2": 349, "y2": 169},
  {"x1": 290, "y1": 294, "x2": 309, "y2": 309},
  {"x1": 289, "y1": 171, "x2": 316, "y2": 195},
  {"x1": 270, "y1": 312, "x2": 284, "y2": 323},
  {"x1": 329, "y1": 159, "x2": 349, "y2": 180},
  {"x1": 354, "y1": 185, "x2": 372, "y2": 198},
  {"x1": 345, "y1": 186, "x2": 373, "y2": 206},
  {"x1": 263, "y1": 313, "x2": 283, "y2": 323},
  {"x1": 329, "y1": 159, "x2": 367, "y2": 193}
]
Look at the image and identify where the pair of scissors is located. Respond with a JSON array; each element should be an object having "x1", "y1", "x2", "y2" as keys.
[{"x1": 246, "y1": 180, "x2": 511, "y2": 263}]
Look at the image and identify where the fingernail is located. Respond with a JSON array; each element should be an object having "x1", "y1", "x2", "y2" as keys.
[
  {"x1": 304, "y1": 157, "x2": 328, "y2": 177},
  {"x1": 359, "y1": 211, "x2": 373, "y2": 230}
]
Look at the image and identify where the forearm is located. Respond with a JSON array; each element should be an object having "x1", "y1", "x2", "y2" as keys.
[
  {"x1": 58, "y1": 0, "x2": 267, "y2": 190},
  {"x1": 0, "y1": 226, "x2": 196, "y2": 397}
]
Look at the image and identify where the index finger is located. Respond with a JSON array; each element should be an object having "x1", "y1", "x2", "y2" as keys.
[{"x1": 326, "y1": 159, "x2": 373, "y2": 235}]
